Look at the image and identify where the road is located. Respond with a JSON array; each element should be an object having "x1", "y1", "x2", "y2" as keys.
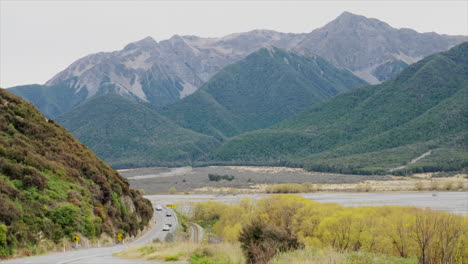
[
  {"x1": 1, "y1": 206, "x2": 180, "y2": 264},
  {"x1": 188, "y1": 223, "x2": 204, "y2": 243}
]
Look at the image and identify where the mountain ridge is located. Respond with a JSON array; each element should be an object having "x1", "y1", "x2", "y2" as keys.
[{"x1": 9, "y1": 12, "x2": 466, "y2": 118}]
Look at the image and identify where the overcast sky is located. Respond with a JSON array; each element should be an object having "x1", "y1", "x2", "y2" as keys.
[{"x1": 1, "y1": 0, "x2": 467, "y2": 88}]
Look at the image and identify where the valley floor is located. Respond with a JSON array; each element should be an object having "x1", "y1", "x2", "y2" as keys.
[{"x1": 120, "y1": 165, "x2": 467, "y2": 194}]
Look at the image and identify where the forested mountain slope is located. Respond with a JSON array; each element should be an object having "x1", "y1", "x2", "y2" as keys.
[
  {"x1": 160, "y1": 47, "x2": 366, "y2": 140},
  {"x1": 57, "y1": 94, "x2": 220, "y2": 169},
  {"x1": 206, "y1": 42, "x2": 468, "y2": 175}
]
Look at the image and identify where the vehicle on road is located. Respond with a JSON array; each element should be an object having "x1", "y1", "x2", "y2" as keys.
[
  {"x1": 166, "y1": 223, "x2": 172, "y2": 227},
  {"x1": 162, "y1": 225, "x2": 170, "y2": 231},
  {"x1": 166, "y1": 211, "x2": 172, "y2": 217},
  {"x1": 156, "y1": 205, "x2": 163, "y2": 211}
]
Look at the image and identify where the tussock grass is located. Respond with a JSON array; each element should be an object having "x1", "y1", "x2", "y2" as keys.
[{"x1": 265, "y1": 182, "x2": 317, "y2": 193}]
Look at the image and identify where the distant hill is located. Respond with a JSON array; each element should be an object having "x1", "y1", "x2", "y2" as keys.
[
  {"x1": 57, "y1": 94, "x2": 220, "y2": 169},
  {"x1": 160, "y1": 47, "x2": 366, "y2": 140},
  {"x1": 206, "y1": 42, "x2": 468, "y2": 175},
  {"x1": 9, "y1": 12, "x2": 465, "y2": 118},
  {"x1": 0, "y1": 89, "x2": 153, "y2": 258}
]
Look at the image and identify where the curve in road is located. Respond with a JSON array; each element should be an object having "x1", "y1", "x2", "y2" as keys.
[{"x1": 0, "y1": 205, "x2": 180, "y2": 264}]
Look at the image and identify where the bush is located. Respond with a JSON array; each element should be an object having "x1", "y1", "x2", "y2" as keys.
[
  {"x1": 0, "y1": 224, "x2": 11, "y2": 257},
  {"x1": 48, "y1": 204, "x2": 79, "y2": 235},
  {"x1": 208, "y1": 174, "x2": 235, "y2": 182},
  {"x1": 239, "y1": 220, "x2": 301, "y2": 264},
  {"x1": 169, "y1": 187, "x2": 177, "y2": 194}
]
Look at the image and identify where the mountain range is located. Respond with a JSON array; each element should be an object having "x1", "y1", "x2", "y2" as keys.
[
  {"x1": 9, "y1": 12, "x2": 466, "y2": 118},
  {"x1": 207, "y1": 42, "x2": 468, "y2": 175},
  {"x1": 6, "y1": 12, "x2": 467, "y2": 174},
  {"x1": 57, "y1": 48, "x2": 364, "y2": 168}
]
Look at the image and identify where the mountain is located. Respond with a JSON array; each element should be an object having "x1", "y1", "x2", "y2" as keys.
[
  {"x1": 160, "y1": 47, "x2": 366, "y2": 140},
  {"x1": 9, "y1": 12, "x2": 466, "y2": 118},
  {"x1": 54, "y1": 48, "x2": 363, "y2": 168},
  {"x1": 296, "y1": 11, "x2": 466, "y2": 83},
  {"x1": 206, "y1": 42, "x2": 468, "y2": 175},
  {"x1": 56, "y1": 94, "x2": 220, "y2": 169},
  {"x1": 0, "y1": 89, "x2": 153, "y2": 257}
]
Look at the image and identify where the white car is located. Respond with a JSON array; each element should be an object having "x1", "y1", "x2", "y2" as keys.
[
  {"x1": 156, "y1": 205, "x2": 163, "y2": 211},
  {"x1": 162, "y1": 225, "x2": 170, "y2": 231}
]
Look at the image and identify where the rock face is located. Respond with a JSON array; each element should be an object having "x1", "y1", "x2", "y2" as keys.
[
  {"x1": 9, "y1": 12, "x2": 466, "y2": 118},
  {"x1": 44, "y1": 31, "x2": 305, "y2": 107},
  {"x1": 296, "y1": 12, "x2": 467, "y2": 83}
]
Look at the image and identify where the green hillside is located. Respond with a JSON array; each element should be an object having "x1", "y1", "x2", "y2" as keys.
[
  {"x1": 57, "y1": 94, "x2": 220, "y2": 169},
  {"x1": 0, "y1": 89, "x2": 153, "y2": 258},
  {"x1": 206, "y1": 42, "x2": 468, "y2": 175},
  {"x1": 160, "y1": 47, "x2": 366, "y2": 140},
  {"x1": 8, "y1": 79, "x2": 88, "y2": 119}
]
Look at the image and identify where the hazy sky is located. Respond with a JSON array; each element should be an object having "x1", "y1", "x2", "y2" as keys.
[{"x1": 1, "y1": 0, "x2": 467, "y2": 87}]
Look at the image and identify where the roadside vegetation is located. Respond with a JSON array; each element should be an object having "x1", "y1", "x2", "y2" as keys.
[
  {"x1": 118, "y1": 195, "x2": 466, "y2": 264},
  {"x1": 190, "y1": 195, "x2": 466, "y2": 264}
]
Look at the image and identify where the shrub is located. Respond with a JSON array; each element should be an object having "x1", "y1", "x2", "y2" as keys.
[
  {"x1": 169, "y1": 187, "x2": 177, "y2": 194},
  {"x1": 0, "y1": 224, "x2": 11, "y2": 257},
  {"x1": 239, "y1": 220, "x2": 301, "y2": 264},
  {"x1": 208, "y1": 174, "x2": 235, "y2": 182},
  {"x1": 0, "y1": 195, "x2": 20, "y2": 225},
  {"x1": 48, "y1": 204, "x2": 79, "y2": 235}
]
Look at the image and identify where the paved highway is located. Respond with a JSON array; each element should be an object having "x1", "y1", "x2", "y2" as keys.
[{"x1": 1, "y1": 206, "x2": 181, "y2": 264}]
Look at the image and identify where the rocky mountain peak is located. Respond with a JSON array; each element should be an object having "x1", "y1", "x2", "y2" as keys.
[
  {"x1": 325, "y1": 11, "x2": 391, "y2": 32},
  {"x1": 124, "y1": 36, "x2": 158, "y2": 51}
]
